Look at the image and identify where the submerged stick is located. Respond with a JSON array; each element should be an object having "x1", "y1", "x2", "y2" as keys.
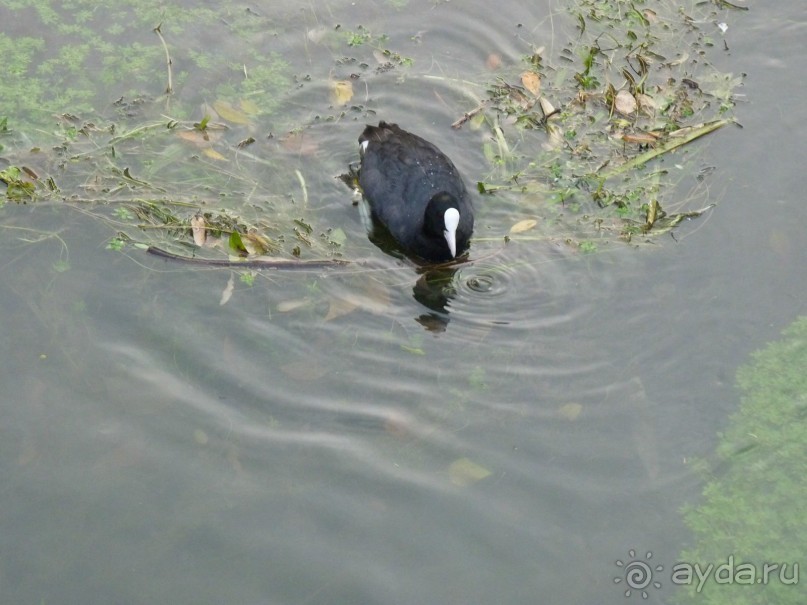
[
  {"x1": 153, "y1": 23, "x2": 173, "y2": 95},
  {"x1": 451, "y1": 100, "x2": 491, "y2": 129},
  {"x1": 599, "y1": 119, "x2": 731, "y2": 179},
  {"x1": 716, "y1": 0, "x2": 749, "y2": 10},
  {"x1": 146, "y1": 246, "x2": 350, "y2": 269}
]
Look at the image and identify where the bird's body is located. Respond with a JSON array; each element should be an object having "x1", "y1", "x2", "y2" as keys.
[{"x1": 358, "y1": 122, "x2": 473, "y2": 262}]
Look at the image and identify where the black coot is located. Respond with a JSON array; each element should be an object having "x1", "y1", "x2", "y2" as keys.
[{"x1": 358, "y1": 122, "x2": 474, "y2": 262}]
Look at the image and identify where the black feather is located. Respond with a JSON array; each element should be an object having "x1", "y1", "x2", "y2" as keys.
[{"x1": 358, "y1": 122, "x2": 474, "y2": 262}]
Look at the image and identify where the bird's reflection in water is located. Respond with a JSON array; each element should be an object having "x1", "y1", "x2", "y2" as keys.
[
  {"x1": 361, "y1": 217, "x2": 472, "y2": 333},
  {"x1": 412, "y1": 265, "x2": 460, "y2": 333}
]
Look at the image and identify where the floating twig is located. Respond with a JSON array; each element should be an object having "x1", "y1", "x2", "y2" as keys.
[
  {"x1": 153, "y1": 23, "x2": 173, "y2": 95},
  {"x1": 598, "y1": 119, "x2": 732, "y2": 179},
  {"x1": 146, "y1": 246, "x2": 350, "y2": 269},
  {"x1": 715, "y1": 0, "x2": 749, "y2": 10},
  {"x1": 451, "y1": 99, "x2": 491, "y2": 129}
]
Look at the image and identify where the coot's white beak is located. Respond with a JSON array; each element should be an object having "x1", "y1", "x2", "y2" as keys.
[{"x1": 443, "y1": 208, "x2": 460, "y2": 258}]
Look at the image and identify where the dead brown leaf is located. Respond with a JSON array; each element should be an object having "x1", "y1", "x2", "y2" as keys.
[
  {"x1": 520, "y1": 71, "x2": 541, "y2": 96},
  {"x1": 324, "y1": 279, "x2": 391, "y2": 321},
  {"x1": 636, "y1": 93, "x2": 657, "y2": 115},
  {"x1": 177, "y1": 129, "x2": 222, "y2": 147},
  {"x1": 621, "y1": 131, "x2": 660, "y2": 145},
  {"x1": 324, "y1": 297, "x2": 358, "y2": 321},
  {"x1": 510, "y1": 218, "x2": 538, "y2": 234},
  {"x1": 191, "y1": 214, "x2": 207, "y2": 247},
  {"x1": 614, "y1": 89, "x2": 638, "y2": 115}
]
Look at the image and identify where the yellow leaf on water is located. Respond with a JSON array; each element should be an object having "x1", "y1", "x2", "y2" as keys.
[
  {"x1": 521, "y1": 71, "x2": 541, "y2": 96},
  {"x1": 194, "y1": 429, "x2": 209, "y2": 445},
  {"x1": 239, "y1": 98, "x2": 260, "y2": 115},
  {"x1": 449, "y1": 457, "x2": 492, "y2": 487},
  {"x1": 203, "y1": 147, "x2": 227, "y2": 161},
  {"x1": 400, "y1": 344, "x2": 425, "y2": 356},
  {"x1": 510, "y1": 218, "x2": 538, "y2": 234},
  {"x1": 212, "y1": 100, "x2": 251, "y2": 125},
  {"x1": 329, "y1": 80, "x2": 354, "y2": 106},
  {"x1": 556, "y1": 402, "x2": 583, "y2": 421}
]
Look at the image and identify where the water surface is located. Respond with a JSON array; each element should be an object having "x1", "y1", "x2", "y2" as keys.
[{"x1": 1, "y1": 1, "x2": 805, "y2": 603}]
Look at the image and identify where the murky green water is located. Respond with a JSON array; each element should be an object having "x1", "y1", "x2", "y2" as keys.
[{"x1": 1, "y1": 1, "x2": 805, "y2": 603}]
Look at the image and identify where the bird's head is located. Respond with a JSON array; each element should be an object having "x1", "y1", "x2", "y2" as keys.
[{"x1": 425, "y1": 193, "x2": 462, "y2": 259}]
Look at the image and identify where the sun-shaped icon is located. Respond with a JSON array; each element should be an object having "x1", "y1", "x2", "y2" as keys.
[{"x1": 614, "y1": 549, "x2": 663, "y2": 599}]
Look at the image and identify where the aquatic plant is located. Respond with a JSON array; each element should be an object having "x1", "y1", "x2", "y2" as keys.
[
  {"x1": 677, "y1": 316, "x2": 807, "y2": 604},
  {"x1": 0, "y1": 0, "x2": 746, "y2": 264},
  {"x1": 460, "y1": 0, "x2": 745, "y2": 248}
]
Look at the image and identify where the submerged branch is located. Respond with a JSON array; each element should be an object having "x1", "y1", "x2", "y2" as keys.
[
  {"x1": 153, "y1": 23, "x2": 174, "y2": 95},
  {"x1": 146, "y1": 246, "x2": 351, "y2": 269},
  {"x1": 598, "y1": 120, "x2": 732, "y2": 180}
]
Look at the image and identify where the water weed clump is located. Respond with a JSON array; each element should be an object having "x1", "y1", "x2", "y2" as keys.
[
  {"x1": 677, "y1": 316, "x2": 807, "y2": 605},
  {"x1": 460, "y1": 0, "x2": 745, "y2": 250},
  {"x1": 1, "y1": 0, "x2": 746, "y2": 264}
]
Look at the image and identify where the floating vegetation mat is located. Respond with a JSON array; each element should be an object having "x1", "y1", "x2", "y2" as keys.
[
  {"x1": 452, "y1": 0, "x2": 746, "y2": 252},
  {"x1": 0, "y1": 0, "x2": 747, "y2": 264},
  {"x1": 0, "y1": 104, "x2": 351, "y2": 265}
]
